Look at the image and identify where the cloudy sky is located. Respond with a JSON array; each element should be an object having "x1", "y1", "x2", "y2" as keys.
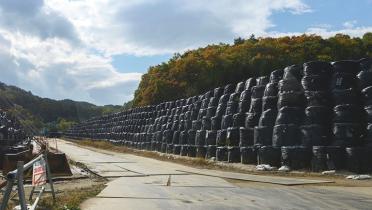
[{"x1": 0, "y1": 0, "x2": 371, "y2": 105}]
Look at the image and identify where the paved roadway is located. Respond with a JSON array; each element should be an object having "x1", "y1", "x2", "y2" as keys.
[{"x1": 54, "y1": 140, "x2": 372, "y2": 210}]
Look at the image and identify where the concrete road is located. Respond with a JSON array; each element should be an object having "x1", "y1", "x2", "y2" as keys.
[{"x1": 54, "y1": 140, "x2": 372, "y2": 210}]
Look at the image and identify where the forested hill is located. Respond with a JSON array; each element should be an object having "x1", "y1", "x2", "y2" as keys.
[
  {"x1": 133, "y1": 33, "x2": 372, "y2": 106},
  {"x1": 0, "y1": 82, "x2": 122, "y2": 131}
]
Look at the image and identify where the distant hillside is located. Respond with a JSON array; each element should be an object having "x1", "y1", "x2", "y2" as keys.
[
  {"x1": 133, "y1": 33, "x2": 372, "y2": 106},
  {"x1": 0, "y1": 82, "x2": 122, "y2": 133}
]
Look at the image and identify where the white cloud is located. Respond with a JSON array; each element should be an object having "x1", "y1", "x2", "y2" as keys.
[
  {"x1": 306, "y1": 26, "x2": 372, "y2": 37},
  {"x1": 45, "y1": 0, "x2": 311, "y2": 56},
  {"x1": 0, "y1": 0, "x2": 79, "y2": 43},
  {"x1": 0, "y1": 30, "x2": 142, "y2": 105},
  {"x1": 0, "y1": 0, "x2": 370, "y2": 107},
  {"x1": 310, "y1": 23, "x2": 333, "y2": 29},
  {"x1": 343, "y1": 20, "x2": 358, "y2": 29},
  {"x1": 0, "y1": 0, "x2": 314, "y2": 106},
  {"x1": 268, "y1": 25, "x2": 372, "y2": 38}
]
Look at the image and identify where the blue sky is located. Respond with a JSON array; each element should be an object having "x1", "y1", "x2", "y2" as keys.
[
  {"x1": 112, "y1": 54, "x2": 172, "y2": 74},
  {"x1": 0, "y1": 0, "x2": 370, "y2": 105},
  {"x1": 271, "y1": 0, "x2": 372, "y2": 32},
  {"x1": 111, "y1": 0, "x2": 372, "y2": 75}
]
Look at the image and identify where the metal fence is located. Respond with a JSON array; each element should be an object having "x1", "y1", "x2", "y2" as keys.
[{"x1": 0, "y1": 152, "x2": 55, "y2": 210}]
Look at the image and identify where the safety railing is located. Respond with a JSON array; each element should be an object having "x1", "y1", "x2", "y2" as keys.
[{"x1": 0, "y1": 152, "x2": 55, "y2": 210}]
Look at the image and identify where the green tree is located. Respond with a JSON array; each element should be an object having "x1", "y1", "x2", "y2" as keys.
[
  {"x1": 132, "y1": 33, "x2": 372, "y2": 106},
  {"x1": 56, "y1": 118, "x2": 76, "y2": 132}
]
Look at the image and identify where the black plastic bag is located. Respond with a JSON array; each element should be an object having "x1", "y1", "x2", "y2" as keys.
[
  {"x1": 218, "y1": 94, "x2": 230, "y2": 104},
  {"x1": 300, "y1": 124, "x2": 329, "y2": 147},
  {"x1": 215, "y1": 103, "x2": 227, "y2": 117},
  {"x1": 361, "y1": 86, "x2": 372, "y2": 106},
  {"x1": 332, "y1": 60, "x2": 361, "y2": 74},
  {"x1": 229, "y1": 92, "x2": 241, "y2": 103},
  {"x1": 188, "y1": 145, "x2": 197, "y2": 157},
  {"x1": 357, "y1": 71, "x2": 372, "y2": 89},
  {"x1": 278, "y1": 79, "x2": 303, "y2": 93},
  {"x1": 257, "y1": 76, "x2": 270, "y2": 86},
  {"x1": 258, "y1": 146, "x2": 281, "y2": 167},
  {"x1": 180, "y1": 145, "x2": 189, "y2": 156},
  {"x1": 208, "y1": 97, "x2": 219, "y2": 107},
  {"x1": 223, "y1": 84, "x2": 235, "y2": 95},
  {"x1": 365, "y1": 124, "x2": 372, "y2": 147},
  {"x1": 359, "y1": 58, "x2": 372, "y2": 71},
  {"x1": 206, "y1": 107, "x2": 217, "y2": 118},
  {"x1": 303, "y1": 61, "x2": 333, "y2": 77},
  {"x1": 245, "y1": 78, "x2": 256, "y2": 91},
  {"x1": 197, "y1": 109, "x2": 206, "y2": 121},
  {"x1": 216, "y1": 129, "x2": 227, "y2": 146},
  {"x1": 233, "y1": 113, "x2": 246, "y2": 127},
  {"x1": 330, "y1": 73, "x2": 357, "y2": 90},
  {"x1": 245, "y1": 112, "x2": 261, "y2": 128},
  {"x1": 254, "y1": 126, "x2": 273, "y2": 146},
  {"x1": 192, "y1": 120, "x2": 202, "y2": 130},
  {"x1": 172, "y1": 131, "x2": 180, "y2": 144},
  {"x1": 187, "y1": 129, "x2": 196, "y2": 145},
  {"x1": 301, "y1": 75, "x2": 328, "y2": 91},
  {"x1": 225, "y1": 102, "x2": 238, "y2": 115},
  {"x1": 259, "y1": 109, "x2": 277, "y2": 127},
  {"x1": 345, "y1": 147, "x2": 369, "y2": 173},
  {"x1": 173, "y1": 145, "x2": 182, "y2": 155},
  {"x1": 166, "y1": 144, "x2": 174, "y2": 154},
  {"x1": 228, "y1": 146, "x2": 241, "y2": 163},
  {"x1": 202, "y1": 117, "x2": 211, "y2": 130},
  {"x1": 206, "y1": 145, "x2": 217, "y2": 159},
  {"x1": 311, "y1": 146, "x2": 328, "y2": 172},
  {"x1": 304, "y1": 106, "x2": 331, "y2": 125},
  {"x1": 238, "y1": 100, "x2": 250, "y2": 113},
  {"x1": 249, "y1": 98, "x2": 262, "y2": 113},
  {"x1": 196, "y1": 146, "x2": 207, "y2": 158},
  {"x1": 332, "y1": 88, "x2": 359, "y2": 106},
  {"x1": 221, "y1": 114, "x2": 233, "y2": 129},
  {"x1": 235, "y1": 81, "x2": 245, "y2": 93},
  {"x1": 262, "y1": 96, "x2": 278, "y2": 112},
  {"x1": 275, "y1": 106, "x2": 304, "y2": 125},
  {"x1": 216, "y1": 146, "x2": 228, "y2": 161},
  {"x1": 240, "y1": 90, "x2": 251, "y2": 101},
  {"x1": 240, "y1": 147, "x2": 257, "y2": 164},
  {"x1": 227, "y1": 127, "x2": 240, "y2": 146},
  {"x1": 270, "y1": 69, "x2": 284, "y2": 83},
  {"x1": 332, "y1": 123, "x2": 363, "y2": 147},
  {"x1": 272, "y1": 124, "x2": 300, "y2": 147},
  {"x1": 327, "y1": 146, "x2": 346, "y2": 170},
  {"x1": 281, "y1": 146, "x2": 312, "y2": 169},
  {"x1": 333, "y1": 104, "x2": 361, "y2": 123},
  {"x1": 214, "y1": 87, "x2": 224, "y2": 98},
  {"x1": 283, "y1": 64, "x2": 303, "y2": 81},
  {"x1": 365, "y1": 106, "x2": 372, "y2": 124},
  {"x1": 206, "y1": 130, "x2": 217, "y2": 145},
  {"x1": 211, "y1": 116, "x2": 222, "y2": 130},
  {"x1": 264, "y1": 83, "x2": 278, "y2": 97},
  {"x1": 240, "y1": 127, "x2": 254, "y2": 146},
  {"x1": 277, "y1": 91, "x2": 305, "y2": 108},
  {"x1": 251, "y1": 85, "x2": 266, "y2": 99},
  {"x1": 304, "y1": 91, "x2": 330, "y2": 107},
  {"x1": 195, "y1": 130, "x2": 206, "y2": 146}
]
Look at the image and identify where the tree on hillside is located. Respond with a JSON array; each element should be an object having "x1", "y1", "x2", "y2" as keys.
[{"x1": 132, "y1": 33, "x2": 372, "y2": 106}]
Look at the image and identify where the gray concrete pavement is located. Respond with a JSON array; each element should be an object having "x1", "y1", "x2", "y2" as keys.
[{"x1": 53, "y1": 140, "x2": 372, "y2": 210}]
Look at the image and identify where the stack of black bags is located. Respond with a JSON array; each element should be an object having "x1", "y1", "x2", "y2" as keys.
[{"x1": 65, "y1": 58, "x2": 372, "y2": 174}]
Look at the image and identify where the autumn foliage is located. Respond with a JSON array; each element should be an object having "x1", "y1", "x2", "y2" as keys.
[{"x1": 133, "y1": 33, "x2": 372, "y2": 106}]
